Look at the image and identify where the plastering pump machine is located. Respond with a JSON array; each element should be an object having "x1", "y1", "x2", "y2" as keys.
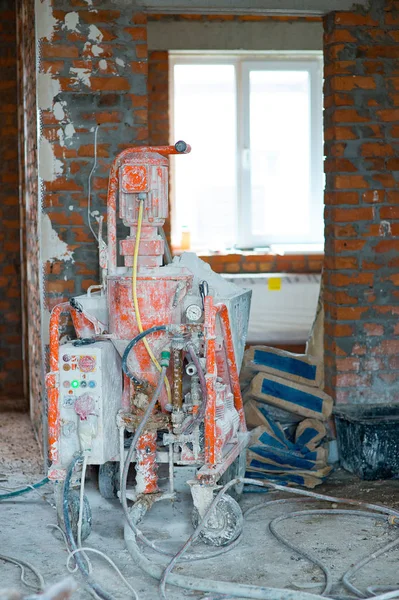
[{"x1": 46, "y1": 141, "x2": 251, "y2": 547}]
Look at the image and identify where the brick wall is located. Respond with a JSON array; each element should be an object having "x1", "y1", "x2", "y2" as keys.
[
  {"x1": 17, "y1": 0, "x2": 41, "y2": 430},
  {"x1": 0, "y1": 0, "x2": 24, "y2": 409},
  {"x1": 324, "y1": 0, "x2": 399, "y2": 403},
  {"x1": 148, "y1": 50, "x2": 170, "y2": 242}
]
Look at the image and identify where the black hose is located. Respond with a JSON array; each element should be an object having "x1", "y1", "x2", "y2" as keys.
[
  {"x1": 63, "y1": 454, "x2": 115, "y2": 600},
  {"x1": 122, "y1": 325, "x2": 167, "y2": 385}
]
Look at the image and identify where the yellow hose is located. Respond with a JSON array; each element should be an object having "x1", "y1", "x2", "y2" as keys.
[{"x1": 132, "y1": 200, "x2": 171, "y2": 403}]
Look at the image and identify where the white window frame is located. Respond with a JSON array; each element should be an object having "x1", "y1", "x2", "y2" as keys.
[{"x1": 170, "y1": 52, "x2": 323, "y2": 250}]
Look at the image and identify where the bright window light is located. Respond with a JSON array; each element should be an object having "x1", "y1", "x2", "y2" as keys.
[{"x1": 171, "y1": 54, "x2": 323, "y2": 253}]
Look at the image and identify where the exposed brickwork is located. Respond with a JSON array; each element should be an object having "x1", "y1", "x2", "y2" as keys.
[
  {"x1": 17, "y1": 0, "x2": 41, "y2": 427},
  {"x1": 148, "y1": 50, "x2": 170, "y2": 243},
  {"x1": 324, "y1": 0, "x2": 399, "y2": 404},
  {"x1": 39, "y1": 4, "x2": 148, "y2": 316},
  {"x1": 148, "y1": 50, "x2": 169, "y2": 145},
  {"x1": 0, "y1": 1, "x2": 24, "y2": 409},
  {"x1": 200, "y1": 253, "x2": 324, "y2": 274}
]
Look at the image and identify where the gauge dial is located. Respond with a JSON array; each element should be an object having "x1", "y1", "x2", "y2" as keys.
[{"x1": 186, "y1": 304, "x2": 202, "y2": 322}]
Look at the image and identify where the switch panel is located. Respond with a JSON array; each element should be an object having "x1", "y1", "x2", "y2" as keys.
[{"x1": 58, "y1": 341, "x2": 122, "y2": 466}]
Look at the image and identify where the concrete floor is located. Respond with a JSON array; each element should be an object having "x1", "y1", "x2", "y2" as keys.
[{"x1": 1, "y1": 412, "x2": 399, "y2": 600}]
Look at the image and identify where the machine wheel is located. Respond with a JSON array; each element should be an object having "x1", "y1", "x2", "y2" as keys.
[
  {"x1": 192, "y1": 494, "x2": 243, "y2": 547},
  {"x1": 99, "y1": 462, "x2": 120, "y2": 499},
  {"x1": 56, "y1": 489, "x2": 92, "y2": 542},
  {"x1": 219, "y1": 449, "x2": 247, "y2": 500}
]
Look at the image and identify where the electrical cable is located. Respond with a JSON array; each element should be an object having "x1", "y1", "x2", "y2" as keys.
[
  {"x1": 67, "y1": 548, "x2": 140, "y2": 600},
  {"x1": 48, "y1": 524, "x2": 139, "y2": 600},
  {"x1": 88, "y1": 125, "x2": 99, "y2": 242},
  {"x1": 0, "y1": 477, "x2": 49, "y2": 500},
  {"x1": 77, "y1": 454, "x2": 93, "y2": 574},
  {"x1": 122, "y1": 325, "x2": 167, "y2": 385},
  {"x1": 132, "y1": 197, "x2": 172, "y2": 403},
  {"x1": 0, "y1": 553, "x2": 45, "y2": 593},
  {"x1": 62, "y1": 454, "x2": 115, "y2": 600}
]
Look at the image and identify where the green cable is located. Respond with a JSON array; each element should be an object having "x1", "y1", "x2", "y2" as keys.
[{"x1": 0, "y1": 477, "x2": 49, "y2": 500}]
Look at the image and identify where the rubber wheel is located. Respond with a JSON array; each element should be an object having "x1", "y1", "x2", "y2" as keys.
[
  {"x1": 192, "y1": 494, "x2": 243, "y2": 547},
  {"x1": 57, "y1": 489, "x2": 92, "y2": 542},
  {"x1": 218, "y1": 449, "x2": 247, "y2": 499},
  {"x1": 99, "y1": 462, "x2": 120, "y2": 499}
]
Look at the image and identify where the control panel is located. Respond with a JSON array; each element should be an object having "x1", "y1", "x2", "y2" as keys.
[{"x1": 58, "y1": 341, "x2": 122, "y2": 466}]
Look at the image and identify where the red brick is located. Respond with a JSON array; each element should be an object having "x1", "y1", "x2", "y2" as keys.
[
  {"x1": 374, "y1": 340, "x2": 399, "y2": 355},
  {"x1": 331, "y1": 206, "x2": 374, "y2": 222},
  {"x1": 364, "y1": 323, "x2": 384, "y2": 336},
  {"x1": 336, "y1": 357, "x2": 360, "y2": 372},
  {"x1": 324, "y1": 126, "x2": 357, "y2": 141},
  {"x1": 373, "y1": 240, "x2": 399, "y2": 253},
  {"x1": 330, "y1": 76, "x2": 376, "y2": 92},
  {"x1": 333, "y1": 176, "x2": 370, "y2": 190},
  {"x1": 377, "y1": 109, "x2": 399, "y2": 122},
  {"x1": 125, "y1": 27, "x2": 147, "y2": 41},
  {"x1": 324, "y1": 158, "x2": 357, "y2": 172},
  {"x1": 361, "y1": 142, "x2": 394, "y2": 157},
  {"x1": 135, "y1": 44, "x2": 148, "y2": 59},
  {"x1": 335, "y1": 373, "x2": 371, "y2": 387},
  {"x1": 329, "y1": 272, "x2": 374, "y2": 287},
  {"x1": 324, "y1": 29, "x2": 357, "y2": 44},
  {"x1": 333, "y1": 12, "x2": 379, "y2": 26},
  {"x1": 380, "y1": 206, "x2": 399, "y2": 219},
  {"x1": 89, "y1": 77, "x2": 131, "y2": 91}
]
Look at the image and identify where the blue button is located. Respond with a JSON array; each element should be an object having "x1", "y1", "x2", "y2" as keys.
[{"x1": 89, "y1": 380, "x2": 96, "y2": 388}]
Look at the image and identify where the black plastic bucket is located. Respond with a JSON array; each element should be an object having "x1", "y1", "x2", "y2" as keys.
[{"x1": 334, "y1": 403, "x2": 399, "y2": 480}]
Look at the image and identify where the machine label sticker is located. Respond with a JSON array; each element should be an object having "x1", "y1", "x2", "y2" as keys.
[{"x1": 79, "y1": 355, "x2": 96, "y2": 373}]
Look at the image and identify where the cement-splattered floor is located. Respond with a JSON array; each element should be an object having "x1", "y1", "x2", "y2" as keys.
[{"x1": 1, "y1": 412, "x2": 399, "y2": 600}]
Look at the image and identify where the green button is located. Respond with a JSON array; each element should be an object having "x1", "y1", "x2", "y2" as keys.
[{"x1": 71, "y1": 380, "x2": 79, "y2": 389}]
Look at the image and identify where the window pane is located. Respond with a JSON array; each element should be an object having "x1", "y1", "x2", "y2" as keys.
[
  {"x1": 173, "y1": 64, "x2": 236, "y2": 251},
  {"x1": 249, "y1": 70, "x2": 311, "y2": 239}
]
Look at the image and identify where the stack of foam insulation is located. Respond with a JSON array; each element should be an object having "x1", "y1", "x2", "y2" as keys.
[{"x1": 241, "y1": 345, "x2": 333, "y2": 488}]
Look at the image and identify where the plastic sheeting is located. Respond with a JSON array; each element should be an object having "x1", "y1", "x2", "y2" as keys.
[{"x1": 223, "y1": 273, "x2": 321, "y2": 345}]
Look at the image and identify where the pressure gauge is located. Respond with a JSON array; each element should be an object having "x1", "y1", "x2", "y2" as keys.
[{"x1": 185, "y1": 304, "x2": 202, "y2": 322}]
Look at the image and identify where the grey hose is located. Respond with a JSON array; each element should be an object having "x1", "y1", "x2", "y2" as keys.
[
  {"x1": 269, "y1": 509, "x2": 392, "y2": 597},
  {"x1": 125, "y1": 476, "x2": 399, "y2": 600},
  {"x1": 246, "y1": 499, "x2": 399, "y2": 599},
  {"x1": 342, "y1": 532, "x2": 399, "y2": 598},
  {"x1": 126, "y1": 482, "x2": 329, "y2": 600}
]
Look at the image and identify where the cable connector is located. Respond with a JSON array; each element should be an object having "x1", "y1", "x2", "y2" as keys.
[{"x1": 160, "y1": 350, "x2": 171, "y2": 368}]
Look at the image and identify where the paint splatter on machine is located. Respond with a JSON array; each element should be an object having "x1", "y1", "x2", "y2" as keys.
[{"x1": 46, "y1": 142, "x2": 251, "y2": 545}]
